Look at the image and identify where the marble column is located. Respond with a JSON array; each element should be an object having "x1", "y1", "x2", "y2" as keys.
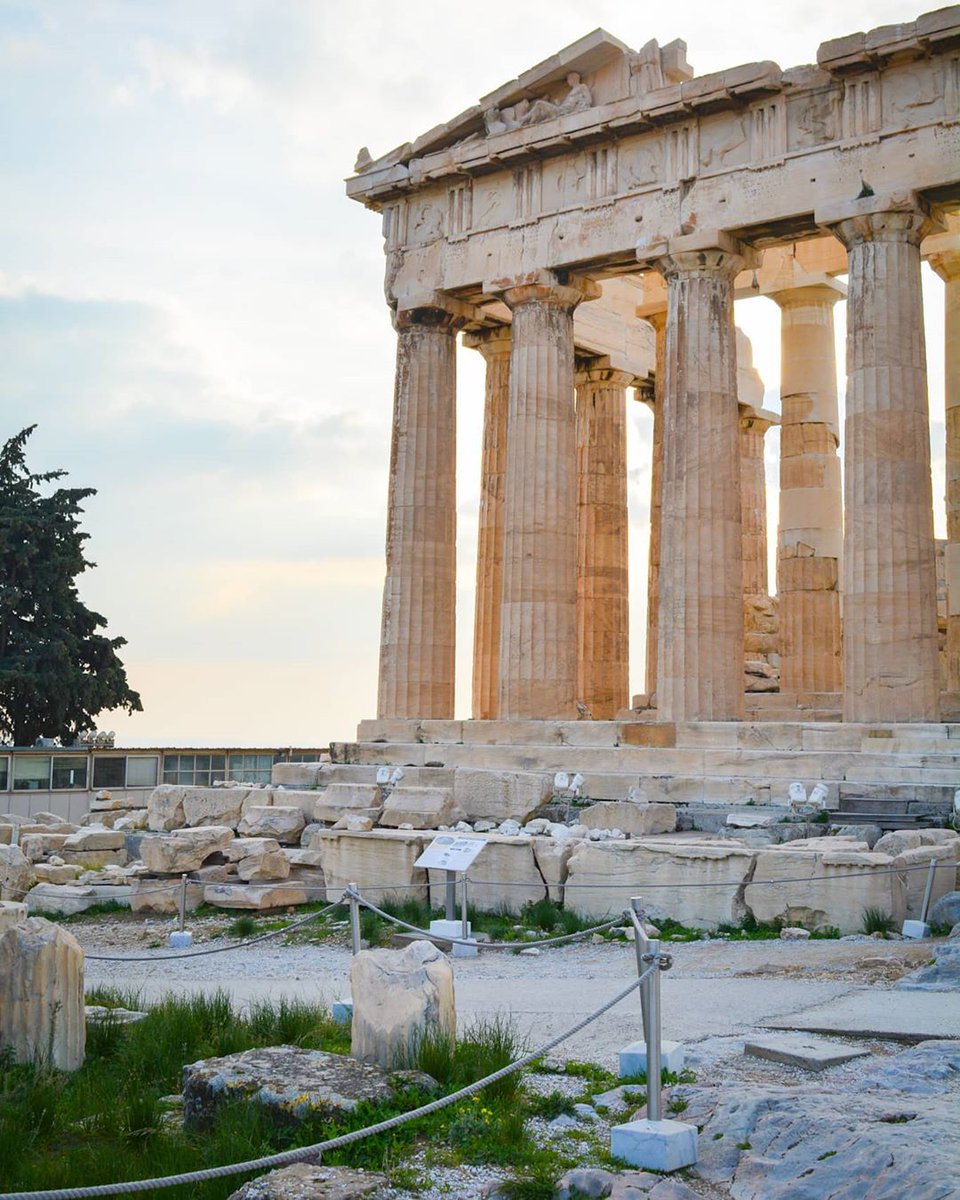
[
  {"x1": 739, "y1": 406, "x2": 774, "y2": 599},
  {"x1": 643, "y1": 235, "x2": 753, "y2": 721},
  {"x1": 823, "y1": 195, "x2": 941, "y2": 722},
  {"x1": 575, "y1": 359, "x2": 632, "y2": 718},
  {"x1": 644, "y1": 312, "x2": 666, "y2": 701},
  {"x1": 498, "y1": 277, "x2": 596, "y2": 719},
  {"x1": 928, "y1": 248, "x2": 960, "y2": 693},
  {"x1": 377, "y1": 306, "x2": 461, "y2": 720},
  {"x1": 463, "y1": 325, "x2": 512, "y2": 720},
  {"x1": 771, "y1": 284, "x2": 844, "y2": 694}
]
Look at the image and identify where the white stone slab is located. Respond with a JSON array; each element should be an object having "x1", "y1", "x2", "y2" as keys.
[{"x1": 743, "y1": 1034, "x2": 871, "y2": 1071}]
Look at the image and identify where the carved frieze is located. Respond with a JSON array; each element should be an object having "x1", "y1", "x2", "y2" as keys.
[
  {"x1": 513, "y1": 162, "x2": 543, "y2": 223},
  {"x1": 586, "y1": 145, "x2": 618, "y2": 202},
  {"x1": 786, "y1": 89, "x2": 841, "y2": 151},
  {"x1": 750, "y1": 99, "x2": 786, "y2": 164},
  {"x1": 483, "y1": 73, "x2": 593, "y2": 136},
  {"x1": 841, "y1": 75, "x2": 881, "y2": 142},
  {"x1": 664, "y1": 123, "x2": 699, "y2": 185},
  {"x1": 447, "y1": 181, "x2": 473, "y2": 238}
]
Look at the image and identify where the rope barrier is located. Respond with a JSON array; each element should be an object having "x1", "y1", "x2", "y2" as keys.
[
  {"x1": 0, "y1": 966, "x2": 656, "y2": 1200},
  {"x1": 84, "y1": 902, "x2": 344, "y2": 962},
  {"x1": 347, "y1": 887, "x2": 621, "y2": 949}
]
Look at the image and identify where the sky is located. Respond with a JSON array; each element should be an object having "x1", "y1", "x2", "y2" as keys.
[{"x1": 0, "y1": 0, "x2": 948, "y2": 747}]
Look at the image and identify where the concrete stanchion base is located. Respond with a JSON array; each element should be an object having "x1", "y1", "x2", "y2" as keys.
[
  {"x1": 610, "y1": 1118, "x2": 698, "y2": 1171},
  {"x1": 168, "y1": 931, "x2": 193, "y2": 948},
  {"x1": 619, "y1": 1039, "x2": 685, "y2": 1077},
  {"x1": 902, "y1": 920, "x2": 930, "y2": 939},
  {"x1": 430, "y1": 919, "x2": 478, "y2": 957},
  {"x1": 332, "y1": 1000, "x2": 353, "y2": 1025}
]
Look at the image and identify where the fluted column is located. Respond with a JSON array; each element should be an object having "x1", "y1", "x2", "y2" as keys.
[
  {"x1": 377, "y1": 306, "x2": 462, "y2": 719},
  {"x1": 928, "y1": 248, "x2": 960, "y2": 692},
  {"x1": 739, "y1": 406, "x2": 774, "y2": 599},
  {"x1": 772, "y1": 284, "x2": 844, "y2": 694},
  {"x1": 645, "y1": 312, "x2": 666, "y2": 700},
  {"x1": 498, "y1": 277, "x2": 597, "y2": 719},
  {"x1": 464, "y1": 325, "x2": 512, "y2": 719},
  {"x1": 575, "y1": 360, "x2": 632, "y2": 718},
  {"x1": 822, "y1": 195, "x2": 941, "y2": 722},
  {"x1": 641, "y1": 235, "x2": 754, "y2": 721}
]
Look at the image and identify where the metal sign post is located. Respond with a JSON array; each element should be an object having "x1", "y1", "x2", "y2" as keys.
[{"x1": 415, "y1": 835, "x2": 487, "y2": 957}]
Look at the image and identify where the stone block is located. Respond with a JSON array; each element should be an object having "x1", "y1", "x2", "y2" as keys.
[
  {"x1": 183, "y1": 1044, "x2": 432, "y2": 1130},
  {"x1": 610, "y1": 1118, "x2": 698, "y2": 1171},
  {"x1": 0, "y1": 901, "x2": 27, "y2": 931},
  {"x1": 227, "y1": 1163, "x2": 385, "y2": 1200},
  {"x1": 314, "y1": 783, "x2": 383, "y2": 825},
  {"x1": 578, "y1": 801, "x2": 677, "y2": 837},
  {"x1": 24, "y1": 883, "x2": 101, "y2": 915},
  {"x1": 146, "y1": 785, "x2": 187, "y2": 831},
  {"x1": 618, "y1": 723, "x2": 677, "y2": 748},
  {"x1": 202, "y1": 883, "x2": 310, "y2": 909},
  {"x1": 893, "y1": 845, "x2": 959, "y2": 919},
  {"x1": 431, "y1": 834, "x2": 545, "y2": 912},
  {"x1": 271, "y1": 762, "x2": 325, "y2": 788},
  {"x1": 350, "y1": 940, "x2": 455, "y2": 1068},
  {"x1": 237, "y1": 848, "x2": 291, "y2": 882},
  {"x1": 743, "y1": 1035, "x2": 871, "y2": 1071},
  {"x1": 266, "y1": 789, "x2": 323, "y2": 823},
  {"x1": 452, "y1": 769, "x2": 552, "y2": 822},
  {"x1": 619, "y1": 1040, "x2": 686, "y2": 1077},
  {"x1": 238, "y1": 806, "x2": 306, "y2": 843},
  {"x1": 140, "y1": 826, "x2": 235, "y2": 873},
  {"x1": 59, "y1": 848, "x2": 129, "y2": 868},
  {"x1": 61, "y1": 828, "x2": 126, "y2": 852},
  {"x1": 566, "y1": 840, "x2": 755, "y2": 928},
  {"x1": 225, "y1": 837, "x2": 282, "y2": 861},
  {"x1": 0, "y1": 844, "x2": 37, "y2": 899},
  {"x1": 129, "y1": 877, "x2": 204, "y2": 915},
  {"x1": 313, "y1": 829, "x2": 428, "y2": 901},
  {"x1": 181, "y1": 787, "x2": 252, "y2": 829},
  {"x1": 532, "y1": 837, "x2": 574, "y2": 903},
  {"x1": 20, "y1": 833, "x2": 69, "y2": 861},
  {"x1": 379, "y1": 787, "x2": 461, "y2": 830},
  {"x1": 0, "y1": 916, "x2": 85, "y2": 1070},
  {"x1": 745, "y1": 847, "x2": 905, "y2": 934}
]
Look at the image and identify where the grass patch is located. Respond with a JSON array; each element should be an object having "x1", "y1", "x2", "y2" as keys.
[
  {"x1": 861, "y1": 907, "x2": 895, "y2": 936},
  {"x1": 227, "y1": 915, "x2": 258, "y2": 939}
]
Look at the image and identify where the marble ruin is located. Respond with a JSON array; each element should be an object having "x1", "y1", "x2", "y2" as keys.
[{"x1": 346, "y1": 8, "x2": 960, "y2": 729}]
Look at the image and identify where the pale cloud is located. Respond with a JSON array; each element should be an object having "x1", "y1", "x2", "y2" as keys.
[{"x1": 187, "y1": 558, "x2": 385, "y2": 620}]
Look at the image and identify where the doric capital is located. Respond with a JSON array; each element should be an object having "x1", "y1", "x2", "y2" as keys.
[
  {"x1": 927, "y1": 247, "x2": 960, "y2": 283},
  {"x1": 487, "y1": 269, "x2": 601, "y2": 312},
  {"x1": 392, "y1": 304, "x2": 469, "y2": 334},
  {"x1": 816, "y1": 192, "x2": 944, "y2": 250},
  {"x1": 462, "y1": 323, "x2": 512, "y2": 357},
  {"x1": 637, "y1": 229, "x2": 760, "y2": 281},
  {"x1": 770, "y1": 282, "x2": 845, "y2": 309},
  {"x1": 574, "y1": 357, "x2": 636, "y2": 390}
]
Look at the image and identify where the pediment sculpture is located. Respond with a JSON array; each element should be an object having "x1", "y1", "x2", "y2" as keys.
[{"x1": 482, "y1": 72, "x2": 592, "y2": 136}]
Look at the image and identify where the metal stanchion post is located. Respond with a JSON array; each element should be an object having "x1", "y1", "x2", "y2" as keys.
[
  {"x1": 178, "y1": 874, "x2": 187, "y2": 933},
  {"x1": 903, "y1": 856, "x2": 939, "y2": 938},
  {"x1": 644, "y1": 937, "x2": 663, "y2": 1122},
  {"x1": 349, "y1": 881, "x2": 362, "y2": 956},
  {"x1": 461, "y1": 873, "x2": 469, "y2": 942},
  {"x1": 920, "y1": 857, "x2": 938, "y2": 924},
  {"x1": 445, "y1": 870, "x2": 457, "y2": 922}
]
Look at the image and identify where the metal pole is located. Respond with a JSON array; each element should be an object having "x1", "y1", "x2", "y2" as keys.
[
  {"x1": 445, "y1": 870, "x2": 456, "y2": 922},
  {"x1": 628, "y1": 897, "x2": 651, "y2": 1049},
  {"x1": 919, "y1": 856, "x2": 938, "y2": 924},
  {"x1": 461, "y1": 873, "x2": 469, "y2": 941},
  {"x1": 178, "y1": 874, "x2": 187, "y2": 933},
  {"x1": 645, "y1": 937, "x2": 663, "y2": 1122},
  {"x1": 348, "y1": 881, "x2": 362, "y2": 956}
]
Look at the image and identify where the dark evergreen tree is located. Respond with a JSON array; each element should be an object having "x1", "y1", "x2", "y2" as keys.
[{"x1": 0, "y1": 426, "x2": 142, "y2": 745}]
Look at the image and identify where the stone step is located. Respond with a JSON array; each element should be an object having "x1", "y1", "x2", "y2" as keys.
[{"x1": 826, "y1": 810, "x2": 934, "y2": 829}]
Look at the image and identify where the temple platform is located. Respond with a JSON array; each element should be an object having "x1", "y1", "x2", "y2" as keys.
[{"x1": 328, "y1": 717, "x2": 960, "y2": 818}]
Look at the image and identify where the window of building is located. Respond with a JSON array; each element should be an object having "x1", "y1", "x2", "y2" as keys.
[
  {"x1": 51, "y1": 756, "x2": 88, "y2": 789},
  {"x1": 13, "y1": 756, "x2": 50, "y2": 790},
  {"x1": 126, "y1": 756, "x2": 159, "y2": 788},
  {"x1": 227, "y1": 753, "x2": 277, "y2": 784},
  {"x1": 92, "y1": 758, "x2": 126, "y2": 789},
  {"x1": 162, "y1": 754, "x2": 226, "y2": 786},
  {"x1": 0, "y1": 757, "x2": 8, "y2": 790}
]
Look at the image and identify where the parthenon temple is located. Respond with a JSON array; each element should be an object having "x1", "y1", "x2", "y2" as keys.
[{"x1": 346, "y1": 8, "x2": 960, "y2": 772}]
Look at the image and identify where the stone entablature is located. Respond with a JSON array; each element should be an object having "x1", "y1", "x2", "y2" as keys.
[{"x1": 348, "y1": 15, "x2": 960, "y2": 311}]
